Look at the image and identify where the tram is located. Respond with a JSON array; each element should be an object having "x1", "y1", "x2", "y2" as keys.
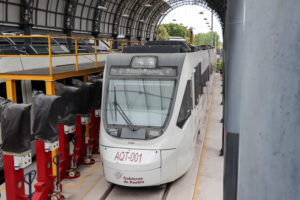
[{"x1": 100, "y1": 41, "x2": 216, "y2": 186}]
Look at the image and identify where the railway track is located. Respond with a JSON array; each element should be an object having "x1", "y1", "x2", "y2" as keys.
[{"x1": 102, "y1": 183, "x2": 171, "y2": 200}]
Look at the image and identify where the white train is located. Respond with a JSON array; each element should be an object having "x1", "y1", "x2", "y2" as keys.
[{"x1": 100, "y1": 41, "x2": 216, "y2": 186}]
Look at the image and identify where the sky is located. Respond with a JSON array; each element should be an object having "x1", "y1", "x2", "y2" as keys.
[{"x1": 161, "y1": 5, "x2": 223, "y2": 41}]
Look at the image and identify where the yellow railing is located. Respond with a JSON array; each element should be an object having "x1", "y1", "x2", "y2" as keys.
[{"x1": 0, "y1": 35, "x2": 143, "y2": 75}]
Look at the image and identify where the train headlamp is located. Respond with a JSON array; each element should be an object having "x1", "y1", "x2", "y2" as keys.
[
  {"x1": 147, "y1": 129, "x2": 162, "y2": 139},
  {"x1": 131, "y1": 56, "x2": 157, "y2": 68},
  {"x1": 107, "y1": 128, "x2": 119, "y2": 136}
]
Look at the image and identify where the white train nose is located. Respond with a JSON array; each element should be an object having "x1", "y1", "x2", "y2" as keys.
[{"x1": 100, "y1": 146, "x2": 161, "y2": 186}]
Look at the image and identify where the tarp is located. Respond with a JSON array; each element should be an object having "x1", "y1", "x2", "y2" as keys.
[
  {"x1": 89, "y1": 79, "x2": 102, "y2": 109},
  {"x1": 32, "y1": 91, "x2": 62, "y2": 142},
  {"x1": 55, "y1": 82, "x2": 79, "y2": 124},
  {"x1": 0, "y1": 98, "x2": 31, "y2": 153},
  {"x1": 71, "y1": 79, "x2": 91, "y2": 115}
]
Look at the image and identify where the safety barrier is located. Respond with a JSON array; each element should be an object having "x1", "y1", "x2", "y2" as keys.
[{"x1": 0, "y1": 35, "x2": 143, "y2": 75}]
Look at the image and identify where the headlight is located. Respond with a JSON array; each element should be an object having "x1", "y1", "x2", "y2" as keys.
[
  {"x1": 107, "y1": 128, "x2": 119, "y2": 136},
  {"x1": 147, "y1": 129, "x2": 162, "y2": 139}
]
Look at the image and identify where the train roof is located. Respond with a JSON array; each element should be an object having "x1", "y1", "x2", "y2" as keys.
[
  {"x1": 124, "y1": 41, "x2": 191, "y2": 53},
  {"x1": 123, "y1": 41, "x2": 214, "y2": 54}
]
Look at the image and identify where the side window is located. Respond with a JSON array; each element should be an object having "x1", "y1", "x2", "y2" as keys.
[
  {"x1": 194, "y1": 63, "x2": 201, "y2": 105},
  {"x1": 177, "y1": 80, "x2": 192, "y2": 128}
]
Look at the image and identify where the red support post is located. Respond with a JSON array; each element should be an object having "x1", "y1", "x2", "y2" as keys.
[
  {"x1": 3, "y1": 155, "x2": 28, "y2": 200},
  {"x1": 32, "y1": 141, "x2": 56, "y2": 200},
  {"x1": 74, "y1": 116, "x2": 85, "y2": 165},
  {"x1": 90, "y1": 109, "x2": 97, "y2": 153},
  {"x1": 58, "y1": 124, "x2": 70, "y2": 180}
]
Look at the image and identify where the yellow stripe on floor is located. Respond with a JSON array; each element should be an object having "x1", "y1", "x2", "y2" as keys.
[{"x1": 193, "y1": 76, "x2": 217, "y2": 200}]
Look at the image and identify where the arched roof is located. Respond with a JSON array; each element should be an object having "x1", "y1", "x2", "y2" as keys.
[{"x1": 0, "y1": 0, "x2": 225, "y2": 40}]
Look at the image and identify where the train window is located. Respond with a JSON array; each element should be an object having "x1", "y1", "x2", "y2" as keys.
[
  {"x1": 194, "y1": 64, "x2": 201, "y2": 105},
  {"x1": 177, "y1": 80, "x2": 192, "y2": 128},
  {"x1": 106, "y1": 79, "x2": 176, "y2": 128}
]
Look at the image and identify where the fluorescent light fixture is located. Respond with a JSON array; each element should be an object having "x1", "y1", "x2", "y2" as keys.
[
  {"x1": 122, "y1": 14, "x2": 129, "y2": 18},
  {"x1": 97, "y1": 6, "x2": 107, "y2": 10},
  {"x1": 144, "y1": 4, "x2": 153, "y2": 7}
]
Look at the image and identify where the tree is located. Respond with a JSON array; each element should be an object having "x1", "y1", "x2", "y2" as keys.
[
  {"x1": 162, "y1": 23, "x2": 189, "y2": 38},
  {"x1": 194, "y1": 32, "x2": 221, "y2": 48},
  {"x1": 156, "y1": 25, "x2": 170, "y2": 41}
]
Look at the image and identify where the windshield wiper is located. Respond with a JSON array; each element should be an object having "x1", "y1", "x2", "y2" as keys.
[{"x1": 113, "y1": 86, "x2": 137, "y2": 131}]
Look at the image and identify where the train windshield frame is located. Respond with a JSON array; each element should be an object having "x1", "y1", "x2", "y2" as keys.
[
  {"x1": 104, "y1": 65, "x2": 178, "y2": 139},
  {"x1": 106, "y1": 79, "x2": 176, "y2": 127}
]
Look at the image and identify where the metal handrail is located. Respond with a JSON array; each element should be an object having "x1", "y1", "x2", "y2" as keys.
[{"x1": 0, "y1": 35, "x2": 144, "y2": 75}]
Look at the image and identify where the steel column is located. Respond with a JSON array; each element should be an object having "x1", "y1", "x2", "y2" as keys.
[{"x1": 223, "y1": 0, "x2": 245, "y2": 199}]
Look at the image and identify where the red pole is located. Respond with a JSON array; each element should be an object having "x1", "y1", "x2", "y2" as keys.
[
  {"x1": 75, "y1": 116, "x2": 85, "y2": 165},
  {"x1": 3, "y1": 155, "x2": 28, "y2": 200},
  {"x1": 58, "y1": 124, "x2": 70, "y2": 180},
  {"x1": 33, "y1": 141, "x2": 55, "y2": 200}
]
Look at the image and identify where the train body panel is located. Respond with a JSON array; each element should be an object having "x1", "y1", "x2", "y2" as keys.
[{"x1": 100, "y1": 44, "x2": 216, "y2": 187}]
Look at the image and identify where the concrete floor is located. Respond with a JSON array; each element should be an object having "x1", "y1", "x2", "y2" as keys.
[{"x1": 196, "y1": 75, "x2": 224, "y2": 200}]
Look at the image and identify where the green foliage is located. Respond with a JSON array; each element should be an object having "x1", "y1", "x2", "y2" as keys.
[
  {"x1": 156, "y1": 25, "x2": 170, "y2": 41},
  {"x1": 161, "y1": 23, "x2": 189, "y2": 38},
  {"x1": 157, "y1": 23, "x2": 223, "y2": 48},
  {"x1": 216, "y1": 59, "x2": 223, "y2": 70},
  {"x1": 194, "y1": 32, "x2": 221, "y2": 48}
]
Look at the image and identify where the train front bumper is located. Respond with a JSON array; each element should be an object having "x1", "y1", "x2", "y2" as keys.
[{"x1": 100, "y1": 146, "x2": 161, "y2": 187}]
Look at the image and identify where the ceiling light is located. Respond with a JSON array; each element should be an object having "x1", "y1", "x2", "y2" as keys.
[
  {"x1": 144, "y1": 4, "x2": 153, "y2": 8},
  {"x1": 122, "y1": 14, "x2": 129, "y2": 18},
  {"x1": 97, "y1": 6, "x2": 107, "y2": 10}
]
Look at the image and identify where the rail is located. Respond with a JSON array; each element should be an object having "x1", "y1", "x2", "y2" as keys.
[{"x1": 0, "y1": 35, "x2": 144, "y2": 75}]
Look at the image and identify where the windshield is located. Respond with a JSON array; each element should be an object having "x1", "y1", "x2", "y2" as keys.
[{"x1": 106, "y1": 79, "x2": 175, "y2": 128}]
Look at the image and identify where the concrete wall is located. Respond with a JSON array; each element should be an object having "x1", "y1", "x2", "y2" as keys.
[{"x1": 237, "y1": 0, "x2": 300, "y2": 199}]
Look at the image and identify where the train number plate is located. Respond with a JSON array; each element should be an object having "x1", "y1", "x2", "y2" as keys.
[
  {"x1": 101, "y1": 147, "x2": 160, "y2": 166},
  {"x1": 114, "y1": 151, "x2": 143, "y2": 163}
]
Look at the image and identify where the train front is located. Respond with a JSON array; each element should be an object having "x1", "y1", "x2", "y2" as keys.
[{"x1": 100, "y1": 53, "x2": 185, "y2": 187}]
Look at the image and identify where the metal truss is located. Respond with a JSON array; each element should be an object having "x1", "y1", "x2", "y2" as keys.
[
  {"x1": 125, "y1": 0, "x2": 144, "y2": 38},
  {"x1": 112, "y1": 0, "x2": 126, "y2": 36},
  {"x1": 92, "y1": 0, "x2": 105, "y2": 35},
  {"x1": 64, "y1": 0, "x2": 78, "y2": 33},
  {"x1": 0, "y1": 0, "x2": 225, "y2": 39},
  {"x1": 160, "y1": 0, "x2": 225, "y2": 28},
  {"x1": 145, "y1": 2, "x2": 171, "y2": 39},
  {"x1": 20, "y1": 0, "x2": 34, "y2": 26},
  {"x1": 136, "y1": 0, "x2": 160, "y2": 39}
]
